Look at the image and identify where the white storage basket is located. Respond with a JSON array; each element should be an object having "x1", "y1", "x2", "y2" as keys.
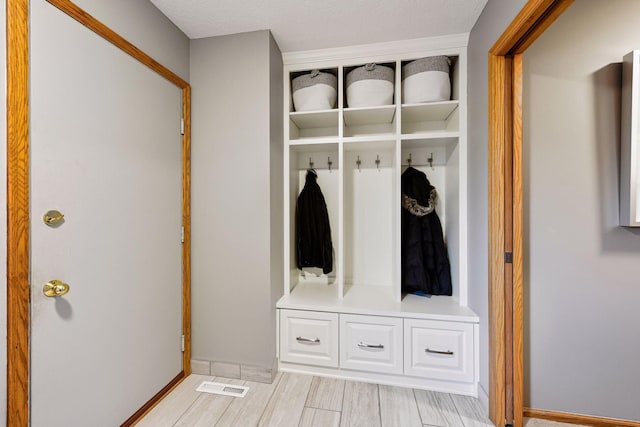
[
  {"x1": 346, "y1": 63, "x2": 394, "y2": 108},
  {"x1": 292, "y1": 70, "x2": 338, "y2": 112},
  {"x1": 402, "y1": 56, "x2": 451, "y2": 104}
]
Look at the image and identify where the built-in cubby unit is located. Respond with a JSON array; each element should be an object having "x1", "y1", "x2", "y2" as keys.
[{"x1": 277, "y1": 34, "x2": 479, "y2": 396}]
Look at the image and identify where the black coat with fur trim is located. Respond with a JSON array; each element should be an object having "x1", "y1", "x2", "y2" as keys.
[
  {"x1": 401, "y1": 167, "x2": 452, "y2": 295},
  {"x1": 296, "y1": 170, "x2": 333, "y2": 274}
]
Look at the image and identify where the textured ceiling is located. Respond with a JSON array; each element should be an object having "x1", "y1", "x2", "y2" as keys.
[{"x1": 149, "y1": 0, "x2": 488, "y2": 52}]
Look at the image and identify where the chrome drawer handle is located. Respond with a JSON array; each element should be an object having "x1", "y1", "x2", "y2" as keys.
[
  {"x1": 296, "y1": 336, "x2": 320, "y2": 344},
  {"x1": 426, "y1": 348, "x2": 454, "y2": 355},
  {"x1": 358, "y1": 342, "x2": 384, "y2": 349}
]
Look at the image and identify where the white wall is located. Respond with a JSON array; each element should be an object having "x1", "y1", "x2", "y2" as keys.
[
  {"x1": 523, "y1": 0, "x2": 640, "y2": 420},
  {"x1": 190, "y1": 30, "x2": 283, "y2": 369},
  {"x1": 1, "y1": 0, "x2": 7, "y2": 422},
  {"x1": 467, "y1": 0, "x2": 527, "y2": 403}
]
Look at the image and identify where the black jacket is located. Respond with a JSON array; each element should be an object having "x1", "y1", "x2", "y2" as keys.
[
  {"x1": 296, "y1": 170, "x2": 333, "y2": 274},
  {"x1": 401, "y1": 167, "x2": 452, "y2": 295}
]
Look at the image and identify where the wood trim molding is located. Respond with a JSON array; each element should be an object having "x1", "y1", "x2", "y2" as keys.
[
  {"x1": 488, "y1": 52, "x2": 507, "y2": 426},
  {"x1": 45, "y1": 0, "x2": 189, "y2": 89},
  {"x1": 182, "y1": 86, "x2": 192, "y2": 375},
  {"x1": 511, "y1": 53, "x2": 525, "y2": 427},
  {"x1": 491, "y1": 0, "x2": 573, "y2": 56},
  {"x1": 488, "y1": 1, "x2": 573, "y2": 426},
  {"x1": 121, "y1": 371, "x2": 185, "y2": 427},
  {"x1": 7, "y1": 0, "x2": 31, "y2": 425},
  {"x1": 525, "y1": 408, "x2": 640, "y2": 427},
  {"x1": 7, "y1": 1, "x2": 192, "y2": 425}
]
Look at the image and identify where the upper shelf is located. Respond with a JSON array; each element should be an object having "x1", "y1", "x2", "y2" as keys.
[
  {"x1": 288, "y1": 101, "x2": 460, "y2": 142},
  {"x1": 401, "y1": 100, "x2": 459, "y2": 136},
  {"x1": 289, "y1": 109, "x2": 339, "y2": 140},
  {"x1": 401, "y1": 100, "x2": 458, "y2": 123},
  {"x1": 290, "y1": 109, "x2": 338, "y2": 129},
  {"x1": 343, "y1": 105, "x2": 396, "y2": 127}
]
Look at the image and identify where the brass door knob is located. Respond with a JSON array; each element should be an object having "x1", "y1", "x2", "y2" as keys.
[{"x1": 43, "y1": 280, "x2": 70, "y2": 297}]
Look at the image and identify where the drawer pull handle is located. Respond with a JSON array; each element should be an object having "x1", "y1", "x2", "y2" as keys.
[
  {"x1": 358, "y1": 342, "x2": 384, "y2": 349},
  {"x1": 296, "y1": 336, "x2": 320, "y2": 344},
  {"x1": 426, "y1": 348, "x2": 454, "y2": 355}
]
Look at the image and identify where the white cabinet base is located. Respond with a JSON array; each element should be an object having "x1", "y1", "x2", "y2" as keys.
[{"x1": 278, "y1": 307, "x2": 478, "y2": 397}]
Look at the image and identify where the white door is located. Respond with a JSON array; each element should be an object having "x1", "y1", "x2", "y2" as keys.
[{"x1": 30, "y1": 3, "x2": 183, "y2": 426}]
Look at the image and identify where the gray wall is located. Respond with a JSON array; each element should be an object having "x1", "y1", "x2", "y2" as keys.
[
  {"x1": 1, "y1": 0, "x2": 187, "y2": 423},
  {"x1": 73, "y1": 0, "x2": 189, "y2": 80},
  {"x1": 523, "y1": 0, "x2": 640, "y2": 420},
  {"x1": 269, "y1": 33, "x2": 285, "y2": 363},
  {"x1": 1, "y1": 0, "x2": 6, "y2": 422},
  {"x1": 190, "y1": 30, "x2": 283, "y2": 369},
  {"x1": 467, "y1": 0, "x2": 527, "y2": 401}
]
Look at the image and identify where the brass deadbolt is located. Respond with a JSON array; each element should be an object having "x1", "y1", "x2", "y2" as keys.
[{"x1": 43, "y1": 210, "x2": 65, "y2": 227}]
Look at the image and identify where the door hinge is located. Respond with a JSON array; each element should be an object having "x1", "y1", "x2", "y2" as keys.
[
  {"x1": 180, "y1": 118, "x2": 185, "y2": 135},
  {"x1": 181, "y1": 335, "x2": 185, "y2": 352},
  {"x1": 181, "y1": 226, "x2": 185, "y2": 243},
  {"x1": 505, "y1": 252, "x2": 513, "y2": 264}
]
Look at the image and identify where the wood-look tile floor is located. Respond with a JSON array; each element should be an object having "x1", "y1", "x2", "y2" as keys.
[{"x1": 137, "y1": 372, "x2": 496, "y2": 427}]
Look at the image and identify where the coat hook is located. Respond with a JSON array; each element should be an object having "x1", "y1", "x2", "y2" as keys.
[
  {"x1": 328, "y1": 156, "x2": 333, "y2": 173},
  {"x1": 309, "y1": 157, "x2": 314, "y2": 169},
  {"x1": 356, "y1": 155, "x2": 361, "y2": 172},
  {"x1": 375, "y1": 154, "x2": 381, "y2": 171},
  {"x1": 407, "y1": 152, "x2": 412, "y2": 166},
  {"x1": 428, "y1": 152, "x2": 434, "y2": 169}
]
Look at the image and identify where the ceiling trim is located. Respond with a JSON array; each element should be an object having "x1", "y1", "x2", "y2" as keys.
[{"x1": 282, "y1": 33, "x2": 470, "y2": 66}]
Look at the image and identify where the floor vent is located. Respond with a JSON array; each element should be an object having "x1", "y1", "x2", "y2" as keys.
[{"x1": 196, "y1": 381, "x2": 249, "y2": 398}]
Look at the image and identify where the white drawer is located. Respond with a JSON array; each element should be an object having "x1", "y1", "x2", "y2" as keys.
[
  {"x1": 404, "y1": 318, "x2": 474, "y2": 382},
  {"x1": 280, "y1": 309, "x2": 338, "y2": 368},
  {"x1": 340, "y1": 314, "x2": 403, "y2": 374}
]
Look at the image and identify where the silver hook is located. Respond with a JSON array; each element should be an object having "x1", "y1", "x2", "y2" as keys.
[
  {"x1": 376, "y1": 155, "x2": 381, "y2": 171},
  {"x1": 328, "y1": 156, "x2": 333, "y2": 173},
  {"x1": 309, "y1": 157, "x2": 314, "y2": 169},
  {"x1": 407, "y1": 153, "x2": 412, "y2": 166},
  {"x1": 356, "y1": 155, "x2": 361, "y2": 172},
  {"x1": 428, "y1": 152, "x2": 434, "y2": 170}
]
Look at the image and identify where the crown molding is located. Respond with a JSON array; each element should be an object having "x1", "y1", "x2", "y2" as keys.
[{"x1": 282, "y1": 33, "x2": 469, "y2": 66}]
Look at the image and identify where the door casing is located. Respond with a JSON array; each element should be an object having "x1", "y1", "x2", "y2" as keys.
[
  {"x1": 488, "y1": 1, "x2": 574, "y2": 426},
  {"x1": 6, "y1": 1, "x2": 192, "y2": 425}
]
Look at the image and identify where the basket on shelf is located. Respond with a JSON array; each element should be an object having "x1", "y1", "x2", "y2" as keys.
[
  {"x1": 346, "y1": 63, "x2": 394, "y2": 108},
  {"x1": 402, "y1": 56, "x2": 451, "y2": 104},
  {"x1": 291, "y1": 70, "x2": 338, "y2": 112}
]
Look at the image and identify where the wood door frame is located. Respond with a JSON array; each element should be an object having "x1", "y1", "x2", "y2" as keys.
[
  {"x1": 6, "y1": 0, "x2": 192, "y2": 425},
  {"x1": 488, "y1": 1, "x2": 573, "y2": 426}
]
